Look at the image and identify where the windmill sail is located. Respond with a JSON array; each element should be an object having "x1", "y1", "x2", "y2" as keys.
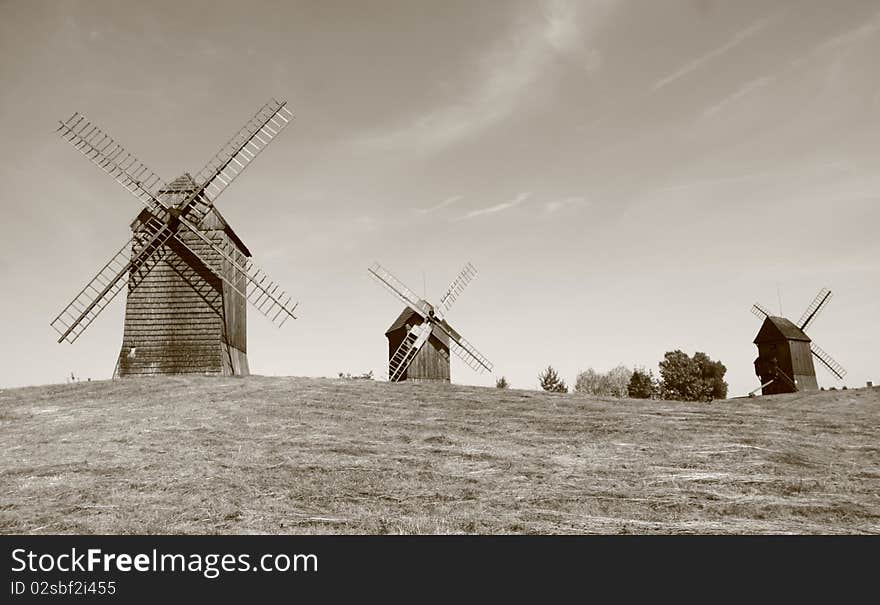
[
  {"x1": 432, "y1": 321, "x2": 494, "y2": 373},
  {"x1": 436, "y1": 262, "x2": 477, "y2": 319},
  {"x1": 50, "y1": 215, "x2": 173, "y2": 343},
  {"x1": 368, "y1": 263, "x2": 431, "y2": 319},
  {"x1": 217, "y1": 239, "x2": 299, "y2": 325},
  {"x1": 52, "y1": 100, "x2": 298, "y2": 341},
  {"x1": 370, "y1": 261, "x2": 493, "y2": 380},
  {"x1": 798, "y1": 287, "x2": 832, "y2": 332},
  {"x1": 810, "y1": 341, "x2": 847, "y2": 380},
  {"x1": 58, "y1": 101, "x2": 293, "y2": 229},
  {"x1": 188, "y1": 99, "x2": 293, "y2": 217},
  {"x1": 149, "y1": 217, "x2": 299, "y2": 325},
  {"x1": 751, "y1": 303, "x2": 773, "y2": 320},
  {"x1": 51, "y1": 237, "x2": 135, "y2": 344},
  {"x1": 57, "y1": 113, "x2": 171, "y2": 217}
]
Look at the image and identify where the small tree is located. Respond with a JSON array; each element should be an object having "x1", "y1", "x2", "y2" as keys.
[
  {"x1": 659, "y1": 350, "x2": 728, "y2": 402},
  {"x1": 658, "y1": 350, "x2": 699, "y2": 401},
  {"x1": 575, "y1": 368, "x2": 606, "y2": 395},
  {"x1": 538, "y1": 365, "x2": 568, "y2": 393},
  {"x1": 496, "y1": 376, "x2": 509, "y2": 389},
  {"x1": 575, "y1": 365, "x2": 632, "y2": 397},
  {"x1": 628, "y1": 367, "x2": 656, "y2": 399},
  {"x1": 606, "y1": 365, "x2": 633, "y2": 397}
]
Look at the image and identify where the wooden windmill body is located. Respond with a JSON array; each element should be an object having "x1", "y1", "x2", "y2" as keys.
[
  {"x1": 750, "y1": 288, "x2": 846, "y2": 395},
  {"x1": 51, "y1": 101, "x2": 299, "y2": 376},
  {"x1": 385, "y1": 303, "x2": 451, "y2": 382},
  {"x1": 116, "y1": 174, "x2": 251, "y2": 377},
  {"x1": 752, "y1": 317, "x2": 818, "y2": 394},
  {"x1": 369, "y1": 263, "x2": 493, "y2": 383}
]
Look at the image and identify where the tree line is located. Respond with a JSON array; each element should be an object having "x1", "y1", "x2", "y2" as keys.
[{"x1": 496, "y1": 350, "x2": 728, "y2": 402}]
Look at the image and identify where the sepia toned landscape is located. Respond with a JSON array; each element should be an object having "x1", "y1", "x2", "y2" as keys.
[{"x1": 2, "y1": 376, "x2": 877, "y2": 534}]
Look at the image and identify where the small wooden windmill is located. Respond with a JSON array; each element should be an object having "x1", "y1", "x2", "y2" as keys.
[
  {"x1": 50, "y1": 100, "x2": 299, "y2": 376},
  {"x1": 750, "y1": 287, "x2": 847, "y2": 395},
  {"x1": 368, "y1": 262, "x2": 493, "y2": 382}
]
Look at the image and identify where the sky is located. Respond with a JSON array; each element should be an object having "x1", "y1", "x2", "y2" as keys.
[{"x1": 0, "y1": 0, "x2": 878, "y2": 395}]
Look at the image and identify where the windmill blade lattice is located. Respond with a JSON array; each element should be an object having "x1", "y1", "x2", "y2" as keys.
[
  {"x1": 369, "y1": 261, "x2": 493, "y2": 381},
  {"x1": 213, "y1": 237, "x2": 299, "y2": 325},
  {"x1": 50, "y1": 215, "x2": 176, "y2": 343},
  {"x1": 51, "y1": 100, "x2": 298, "y2": 341},
  {"x1": 368, "y1": 263, "x2": 431, "y2": 319},
  {"x1": 798, "y1": 287, "x2": 832, "y2": 332},
  {"x1": 434, "y1": 322, "x2": 493, "y2": 373},
  {"x1": 57, "y1": 114, "x2": 171, "y2": 217},
  {"x1": 130, "y1": 213, "x2": 299, "y2": 327},
  {"x1": 751, "y1": 303, "x2": 772, "y2": 320},
  {"x1": 436, "y1": 262, "x2": 477, "y2": 319},
  {"x1": 810, "y1": 341, "x2": 847, "y2": 380},
  {"x1": 51, "y1": 236, "x2": 137, "y2": 344},
  {"x1": 190, "y1": 99, "x2": 293, "y2": 216}
]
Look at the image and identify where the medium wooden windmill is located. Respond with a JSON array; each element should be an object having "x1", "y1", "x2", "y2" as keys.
[
  {"x1": 50, "y1": 99, "x2": 299, "y2": 377},
  {"x1": 368, "y1": 262, "x2": 493, "y2": 382},
  {"x1": 750, "y1": 287, "x2": 847, "y2": 395}
]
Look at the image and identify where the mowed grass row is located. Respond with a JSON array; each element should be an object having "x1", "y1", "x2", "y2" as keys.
[{"x1": 1, "y1": 376, "x2": 878, "y2": 534}]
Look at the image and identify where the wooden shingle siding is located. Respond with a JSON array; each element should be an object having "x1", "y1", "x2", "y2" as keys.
[{"x1": 115, "y1": 185, "x2": 251, "y2": 377}]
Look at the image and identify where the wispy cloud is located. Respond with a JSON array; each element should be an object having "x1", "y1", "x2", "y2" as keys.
[
  {"x1": 457, "y1": 192, "x2": 531, "y2": 220},
  {"x1": 416, "y1": 195, "x2": 462, "y2": 214},
  {"x1": 702, "y1": 76, "x2": 774, "y2": 118},
  {"x1": 653, "y1": 13, "x2": 779, "y2": 91},
  {"x1": 358, "y1": 0, "x2": 616, "y2": 153},
  {"x1": 545, "y1": 195, "x2": 586, "y2": 213},
  {"x1": 812, "y1": 9, "x2": 880, "y2": 56}
]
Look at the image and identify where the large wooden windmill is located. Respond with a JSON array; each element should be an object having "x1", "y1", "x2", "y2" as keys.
[
  {"x1": 750, "y1": 287, "x2": 847, "y2": 395},
  {"x1": 368, "y1": 262, "x2": 493, "y2": 382},
  {"x1": 50, "y1": 100, "x2": 299, "y2": 377}
]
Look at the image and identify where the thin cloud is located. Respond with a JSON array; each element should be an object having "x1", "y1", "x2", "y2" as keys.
[
  {"x1": 417, "y1": 195, "x2": 462, "y2": 214},
  {"x1": 358, "y1": 0, "x2": 616, "y2": 153},
  {"x1": 457, "y1": 192, "x2": 531, "y2": 221},
  {"x1": 545, "y1": 196, "x2": 586, "y2": 213},
  {"x1": 702, "y1": 76, "x2": 774, "y2": 118},
  {"x1": 812, "y1": 9, "x2": 880, "y2": 56},
  {"x1": 653, "y1": 13, "x2": 779, "y2": 91}
]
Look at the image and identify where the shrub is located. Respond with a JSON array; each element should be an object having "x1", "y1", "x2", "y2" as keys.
[
  {"x1": 496, "y1": 376, "x2": 509, "y2": 389},
  {"x1": 538, "y1": 365, "x2": 568, "y2": 393},
  {"x1": 575, "y1": 365, "x2": 632, "y2": 397},
  {"x1": 658, "y1": 350, "x2": 727, "y2": 402},
  {"x1": 338, "y1": 371, "x2": 374, "y2": 380},
  {"x1": 574, "y1": 368, "x2": 603, "y2": 395}
]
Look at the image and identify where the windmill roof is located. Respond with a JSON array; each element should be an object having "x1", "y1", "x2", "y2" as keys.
[
  {"x1": 385, "y1": 305, "x2": 451, "y2": 346},
  {"x1": 131, "y1": 173, "x2": 251, "y2": 257},
  {"x1": 753, "y1": 316, "x2": 811, "y2": 344},
  {"x1": 385, "y1": 300, "x2": 433, "y2": 333},
  {"x1": 161, "y1": 173, "x2": 199, "y2": 192}
]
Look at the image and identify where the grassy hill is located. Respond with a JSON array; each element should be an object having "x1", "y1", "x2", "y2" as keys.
[{"x1": 1, "y1": 376, "x2": 878, "y2": 534}]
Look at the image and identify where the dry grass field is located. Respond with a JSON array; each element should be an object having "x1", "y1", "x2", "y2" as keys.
[{"x1": 1, "y1": 376, "x2": 878, "y2": 534}]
